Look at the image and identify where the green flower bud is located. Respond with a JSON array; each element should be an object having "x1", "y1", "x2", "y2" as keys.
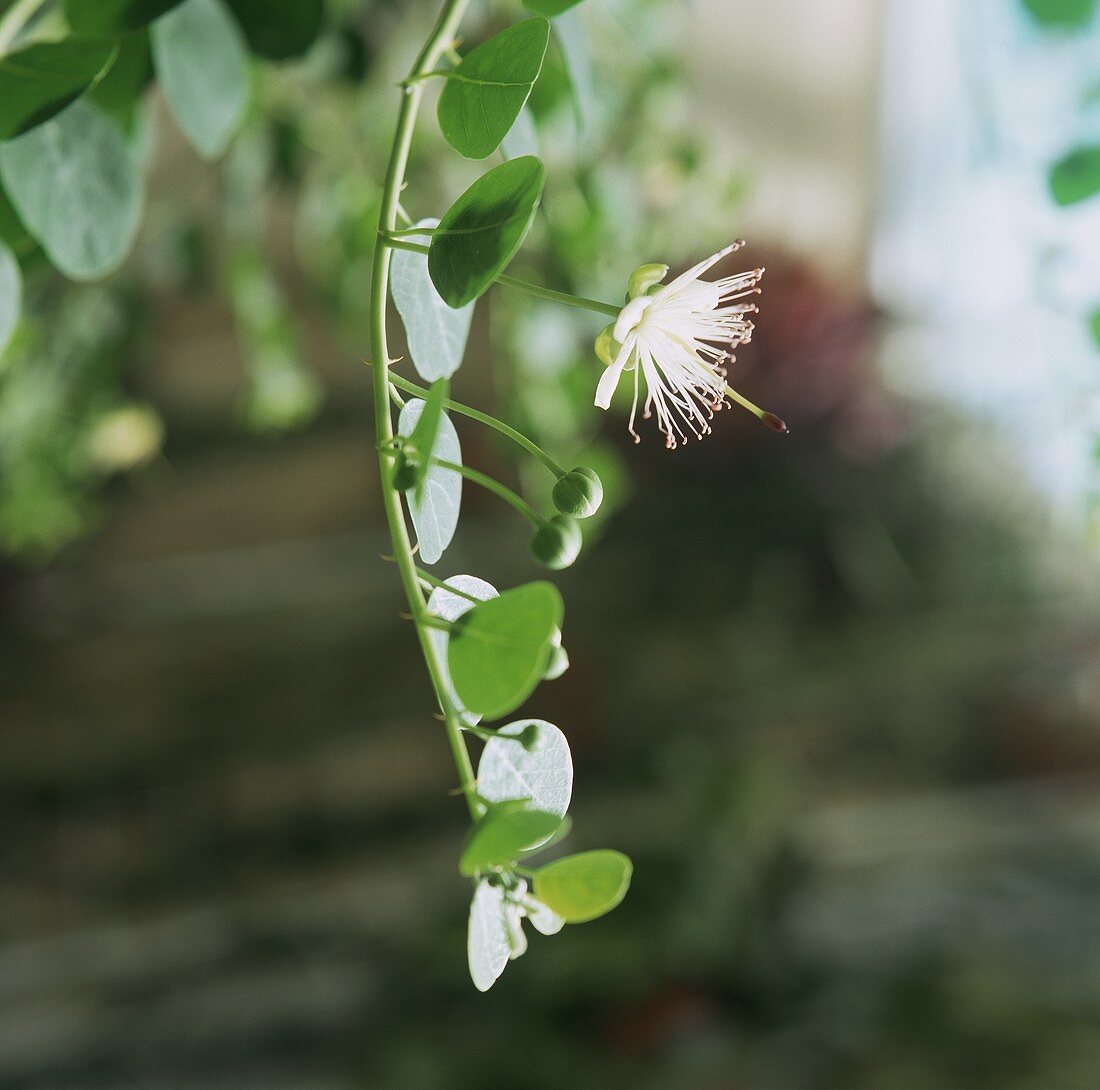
[
  {"x1": 627, "y1": 262, "x2": 669, "y2": 299},
  {"x1": 529, "y1": 514, "x2": 582, "y2": 570},
  {"x1": 552, "y1": 466, "x2": 603, "y2": 519},
  {"x1": 391, "y1": 450, "x2": 420, "y2": 492},
  {"x1": 516, "y1": 722, "x2": 543, "y2": 751},
  {"x1": 594, "y1": 323, "x2": 621, "y2": 367},
  {"x1": 543, "y1": 628, "x2": 570, "y2": 680}
]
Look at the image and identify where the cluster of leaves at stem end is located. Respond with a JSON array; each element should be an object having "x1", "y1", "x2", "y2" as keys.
[
  {"x1": 552, "y1": 466, "x2": 603, "y2": 519},
  {"x1": 529, "y1": 514, "x2": 582, "y2": 570}
]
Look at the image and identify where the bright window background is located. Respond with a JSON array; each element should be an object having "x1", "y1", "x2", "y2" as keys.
[{"x1": 688, "y1": 0, "x2": 1100, "y2": 522}]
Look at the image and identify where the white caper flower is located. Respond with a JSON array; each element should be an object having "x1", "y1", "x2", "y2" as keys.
[{"x1": 595, "y1": 241, "x2": 768, "y2": 449}]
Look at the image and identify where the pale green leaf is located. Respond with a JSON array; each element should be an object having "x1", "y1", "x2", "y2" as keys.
[
  {"x1": 152, "y1": 0, "x2": 249, "y2": 159},
  {"x1": 397, "y1": 398, "x2": 461, "y2": 564},
  {"x1": 0, "y1": 100, "x2": 143, "y2": 281},
  {"x1": 533, "y1": 850, "x2": 633, "y2": 923},
  {"x1": 555, "y1": 8, "x2": 596, "y2": 132},
  {"x1": 0, "y1": 239, "x2": 20, "y2": 355},
  {"x1": 477, "y1": 719, "x2": 573, "y2": 820},
  {"x1": 526, "y1": 896, "x2": 565, "y2": 936},
  {"x1": 391, "y1": 218, "x2": 473, "y2": 381},
  {"x1": 467, "y1": 879, "x2": 510, "y2": 991}
]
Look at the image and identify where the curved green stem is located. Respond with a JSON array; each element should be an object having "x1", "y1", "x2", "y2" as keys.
[
  {"x1": 369, "y1": 0, "x2": 479, "y2": 818},
  {"x1": 433, "y1": 458, "x2": 543, "y2": 527},
  {"x1": 378, "y1": 365, "x2": 567, "y2": 477},
  {"x1": 384, "y1": 235, "x2": 621, "y2": 318},
  {"x1": 495, "y1": 272, "x2": 621, "y2": 318}
]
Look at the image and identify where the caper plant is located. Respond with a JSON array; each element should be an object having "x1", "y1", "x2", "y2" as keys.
[
  {"x1": 369, "y1": 0, "x2": 783, "y2": 989},
  {"x1": 0, "y1": 0, "x2": 784, "y2": 990}
]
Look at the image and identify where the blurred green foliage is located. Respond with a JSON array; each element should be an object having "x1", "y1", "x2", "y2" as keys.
[{"x1": 1021, "y1": 0, "x2": 1097, "y2": 28}]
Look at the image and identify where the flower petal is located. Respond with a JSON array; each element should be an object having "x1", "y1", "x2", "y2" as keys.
[
  {"x1": 594, "y1": 337, "x2": 634, "y2": 409},
  {"x1": 660, "y1": 242, "x2": 740, "y2": 297},
  {"x1": 613, "y1": 296, "x2": 651, "y2": 343}
]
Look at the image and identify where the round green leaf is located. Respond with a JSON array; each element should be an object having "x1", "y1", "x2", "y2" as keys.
[
  {"x1": 0, "y1": 37, "x2": 117, "y2": 140},
  {"x1": 460, "y1": 801, "x2": 564, "y2": 876},
  {"x1": 0, "y1": 100, "x2": 143, "y2": 281},
  {"x1": 224, "y1": 0, "x2": 324, "y2": 60},
  {"x1": 426, "y1": 575, "x2": 498, "y2": 727},
  {"x1": 428, "y1": 155, "x2": 545, "y2": 309},
  {"x1": 0, "y1": 239, "x2": 21, "y2": 355},
  {"x1": 152, "y1": 0, "x2": 249, "y2": 159},
  {"x1": 533, "y1": 850, "x2": 633, "y2": 923},
  {"x1": 1021, "y1": 0, "x2": 1096, "y2": 28},
  {"x1": 437, "y1": 18, "x2": 549, "y2": 160},
  {"x1": 467, "y1": 879, "x2": 510, "y2": 991},
  {"x1": 397, "y1": 398, "x2": 461, "y2": 564},
  {"x1": 391, "y1": 219, "x2": 473, "y2": 382},
  {"x1": 448, "y1": 581, "x2": 563, "y2": 720},
  {"x1": 1049, "y1": 145, "x2": 1100, "y2": 206},
  {"x1": 88, "y1": 31, "x2": 154, "y2": 129},
  {"x1": 478, "y1": 719, "x2": 573, "y2": 819},
  {"x1": 523, "y1": 0, "x2": 586, "y2": 14},
  {"x1": 64, "y1": 0, "x2": 186, "y2": 33}
]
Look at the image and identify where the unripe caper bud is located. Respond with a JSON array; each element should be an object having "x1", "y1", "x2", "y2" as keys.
[
  {"x1": 552, "y1": 466, "x2": 603, "y2": 519},
  {"x1": 391, "y1": 450, "x2": 420, "y2": 492},
  {"x1": 627, "y1": 262, "x2": 669, "y2": 299},
  {"x1": 594, "y1": 323, "x2": 620, "y2": 367},
  {"x1": 529, "y1": 514, "x2": 582, "y2": 570}
]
